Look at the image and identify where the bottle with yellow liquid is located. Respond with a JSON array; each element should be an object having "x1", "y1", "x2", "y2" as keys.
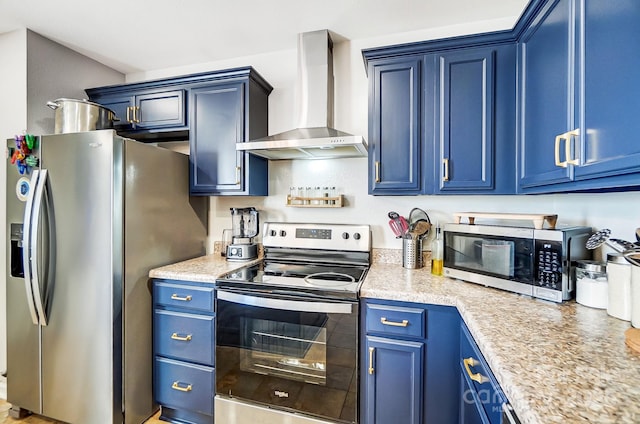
[{"x1": 431, "y1": 224, "x2": 443, "y2": 276}]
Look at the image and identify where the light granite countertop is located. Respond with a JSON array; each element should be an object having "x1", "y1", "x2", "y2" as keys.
[{"x1": 149, "y1": 250, "x2": 640, "y2": 424}]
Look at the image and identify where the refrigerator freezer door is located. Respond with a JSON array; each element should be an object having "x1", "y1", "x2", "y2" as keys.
[
  {"x1": 38, "y1": 131, "x2": 119, "y2": 423},
  {"x1": 5, "y1": 140, "x2": 41, "y2": 414}
]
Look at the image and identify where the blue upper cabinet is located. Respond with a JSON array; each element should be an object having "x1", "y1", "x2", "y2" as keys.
[
  {"x1": 436, "y1": 48, "x2": 495, "y2": 192},
  {"x1": 189, "y1": 69, "x2": 271, "y2": 196},
  {"x1": 518, "y1": 0, "x2": 640, "y2": 192},
  {"x1": 575, "y1": 0, "x2": 640, "y2": 183},
  {"x1": 367, "y1": 56, "x2": 426, "y2": 195},
  {"x1": 434, "y1": 45, "x2": 516, "y2": 194},
  {"x1": 87, "y1": 86, "x2": 188, "y2": 137},
  {"x1": 364, "y1": 38, "x2": 517, "y2": 195},
  {"x1": 518, "y1": 0, "x2": 579, "y2": 190},
  {"x1": 88, "y1": 69, "x2": 272, "y2": 197},
  {"x1": 135, "y1": 90, "x2": 186, "y2": 129},
  {"x1": 190, "y1": 83, "x2": 245, "y2": 194}
]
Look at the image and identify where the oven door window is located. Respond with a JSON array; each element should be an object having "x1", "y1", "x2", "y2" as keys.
[
  {"x1": 444, "y1": 232, "x2": 534, "y2": 283},
  {"x1": 216, "y1": 290, "x2": 358, "y2": 423},
  {"x1": 239, "y1": 313, "x2": 327, "y2": 384}
]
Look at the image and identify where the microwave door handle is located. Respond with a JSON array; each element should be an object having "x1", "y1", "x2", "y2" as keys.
[
  {"x1": 29, "y1": 169, "x2": 49, "y2": 326},
  {"x1": 217, "y1": 290, "x2": 353, "y2": 314},
  {"x1": 21, "y1": 170, "x2": 41, "y2": 325}
]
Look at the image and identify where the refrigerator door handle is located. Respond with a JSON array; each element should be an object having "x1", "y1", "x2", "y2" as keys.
[
  {"x1": 22, "y1": 170, "x2": 41, "y2": 325},
  {"x1": 30, "y1": 169, "x2": 49, "y2": 326}
]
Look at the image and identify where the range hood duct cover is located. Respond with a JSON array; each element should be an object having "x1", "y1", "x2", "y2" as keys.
[{"x1": 237, "y1": 30, "x2": 367, "y2": 160}]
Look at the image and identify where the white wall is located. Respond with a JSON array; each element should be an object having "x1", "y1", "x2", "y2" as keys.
[{"x1": 127, "y1": 20, "x2": 640, "y2": 261}]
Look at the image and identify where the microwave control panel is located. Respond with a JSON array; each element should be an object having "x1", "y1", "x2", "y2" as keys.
[{"x1": 534, "y1": 240, "x2": 563, "y2": 290}]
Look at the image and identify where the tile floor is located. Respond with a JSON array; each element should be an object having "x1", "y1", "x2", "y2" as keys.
[{"x1": 0, "y1": 399, "x2": 163, "y2": 424}]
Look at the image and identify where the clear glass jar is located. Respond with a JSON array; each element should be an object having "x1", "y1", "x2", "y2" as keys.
[
  {"x1": 576, "y1": 260, "x2": 607, "y2": 282},
  {"x1": 575, "y1": 260, "x2": 608, "y2": 309}
]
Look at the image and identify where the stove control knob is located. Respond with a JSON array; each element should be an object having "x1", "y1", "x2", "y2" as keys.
[
  {"x1": 270, "y1": 230, "x2": 277, "y2": 237},
  {"x1": 354, "y1": 232, "x2": 361, "y2": 240},
  {"x1": 342, "y1": 232, "x2": 350, "y2": 240},
  {"x1": 280, "y1": 230, "x2": 287, "y2": 237}
]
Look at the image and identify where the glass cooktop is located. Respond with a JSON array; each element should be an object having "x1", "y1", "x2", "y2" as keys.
[{"x1": 216, "y1": 260, "x2": 369, "y2": 298}]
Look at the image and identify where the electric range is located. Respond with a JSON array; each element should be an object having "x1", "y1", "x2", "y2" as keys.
[{"x1": 215, "y1": 222, "x2": 371, "y2": 424}]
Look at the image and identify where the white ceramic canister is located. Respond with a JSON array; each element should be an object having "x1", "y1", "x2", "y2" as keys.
[
  {"x1": 575, "y1": 260, "x2": 608, "y2": 309},
  {"x1": 607, "y1": 253, "x2": 631, "y2": 321}
]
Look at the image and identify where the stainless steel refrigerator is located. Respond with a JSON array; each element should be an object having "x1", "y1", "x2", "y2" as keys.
[{"x1": 5, "y1": 130, "x2": 207, "y2": 424}]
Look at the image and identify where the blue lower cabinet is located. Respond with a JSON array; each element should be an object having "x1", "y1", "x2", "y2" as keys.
[
  {"x1": 365, "y1": 336, "x2": 424, "y2": 424},
  {"x1": 152, "y1": 279, "x2": 216, "y2": 424},
  {"x1": 459, "y1": 324, "x2": 505, "y2": 424},
  {"x1": 154, "y1": 309, "x2": 215, "y2": 366},
  {"x1": 459, "y1": 368, "x2": 490, "y2": 424},
  {"x1": 155, "y1": 357, "x2": 215, "y2": 417},
  {"x1": 361, "y1": 299, "x2": 461, "y2": 424}
]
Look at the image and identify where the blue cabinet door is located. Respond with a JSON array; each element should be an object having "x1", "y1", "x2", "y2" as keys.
[
  {"x1": 436, "y1": 48, "x2": 495, "y2": 192},
  {"x1": 89, "y1": 90, "x2": 186, "y2": 131},
  {"x1": 574, "y1": 0, "x2": 640, "y2": 182},
  {"x1": 518, "y1": 0, "x2": 575, "y2": 190},
  {"x1": 135, "y1": 89, "x2": 186, "y2": 129},
  {"x1": 189, "y1": 83, "x2": 245, "y2": 194},
  {"x1": 368, "y1": 56, "x2": 425, "y2": 195},
  {"x1": 93, "y1": 94, "x2": 134, "y2": 130},
  {"x1": 459, "y1": 369, "x2": 490, "y2": 424},
  {"x1": 189, "y1": 79, "x2": 269, "y2": 196},
  {"x1": 365, "y1": 335, "x2": 423, "y2": 424}
]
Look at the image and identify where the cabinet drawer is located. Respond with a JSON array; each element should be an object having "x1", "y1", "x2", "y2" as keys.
[
  {"x1": 365, "y1": 303, "x2": 426, "y2": 339},
  {"x1": 460, "y1": 324, "x2": 503, "y2": 423},
  {"x1": 154, "y1": 281, "x2": 214, "y2": 312},
  {"x1": 155, "y1": 356, "x2": 214, "y2": 416},
  {"x1": 154, "y1": 309, "x2": 215, "y2": 366}
]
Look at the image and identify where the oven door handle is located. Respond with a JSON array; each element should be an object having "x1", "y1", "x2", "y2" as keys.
[{"x1": 217, "y1": 290, "x2": 353, "y2": 314}]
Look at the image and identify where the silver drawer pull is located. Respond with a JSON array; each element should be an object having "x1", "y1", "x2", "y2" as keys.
[
  {"x1": 171, "y1": 294, "x2": 192, "y2": 302},
  {"x1": 171, "y1": 332, "x2": 192, "y2": 342},
  {"x1": 171, "y1": 381, "x2": 193, "y2": 392},
  {"x1": 380, "y1": 317, "x2": 409, "y2": 327}
]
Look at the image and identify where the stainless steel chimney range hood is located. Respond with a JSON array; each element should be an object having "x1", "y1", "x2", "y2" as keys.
[{"x1": 237, "y1": 30, "x2": 367, "y2": 160}]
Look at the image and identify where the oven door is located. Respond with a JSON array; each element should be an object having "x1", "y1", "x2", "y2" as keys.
[{"x1": 216, "y1": 288, "x2": 358, "y2": 423}]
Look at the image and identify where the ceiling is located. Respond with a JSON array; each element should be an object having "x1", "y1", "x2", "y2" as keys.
[{"x1": 0, "y1": 0, "x2": 529, "y2": 75}]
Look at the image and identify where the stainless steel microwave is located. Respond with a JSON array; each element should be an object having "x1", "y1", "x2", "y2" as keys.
[{"x1": 443, "y1": 223, "x2": 592, "y2": 302}]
